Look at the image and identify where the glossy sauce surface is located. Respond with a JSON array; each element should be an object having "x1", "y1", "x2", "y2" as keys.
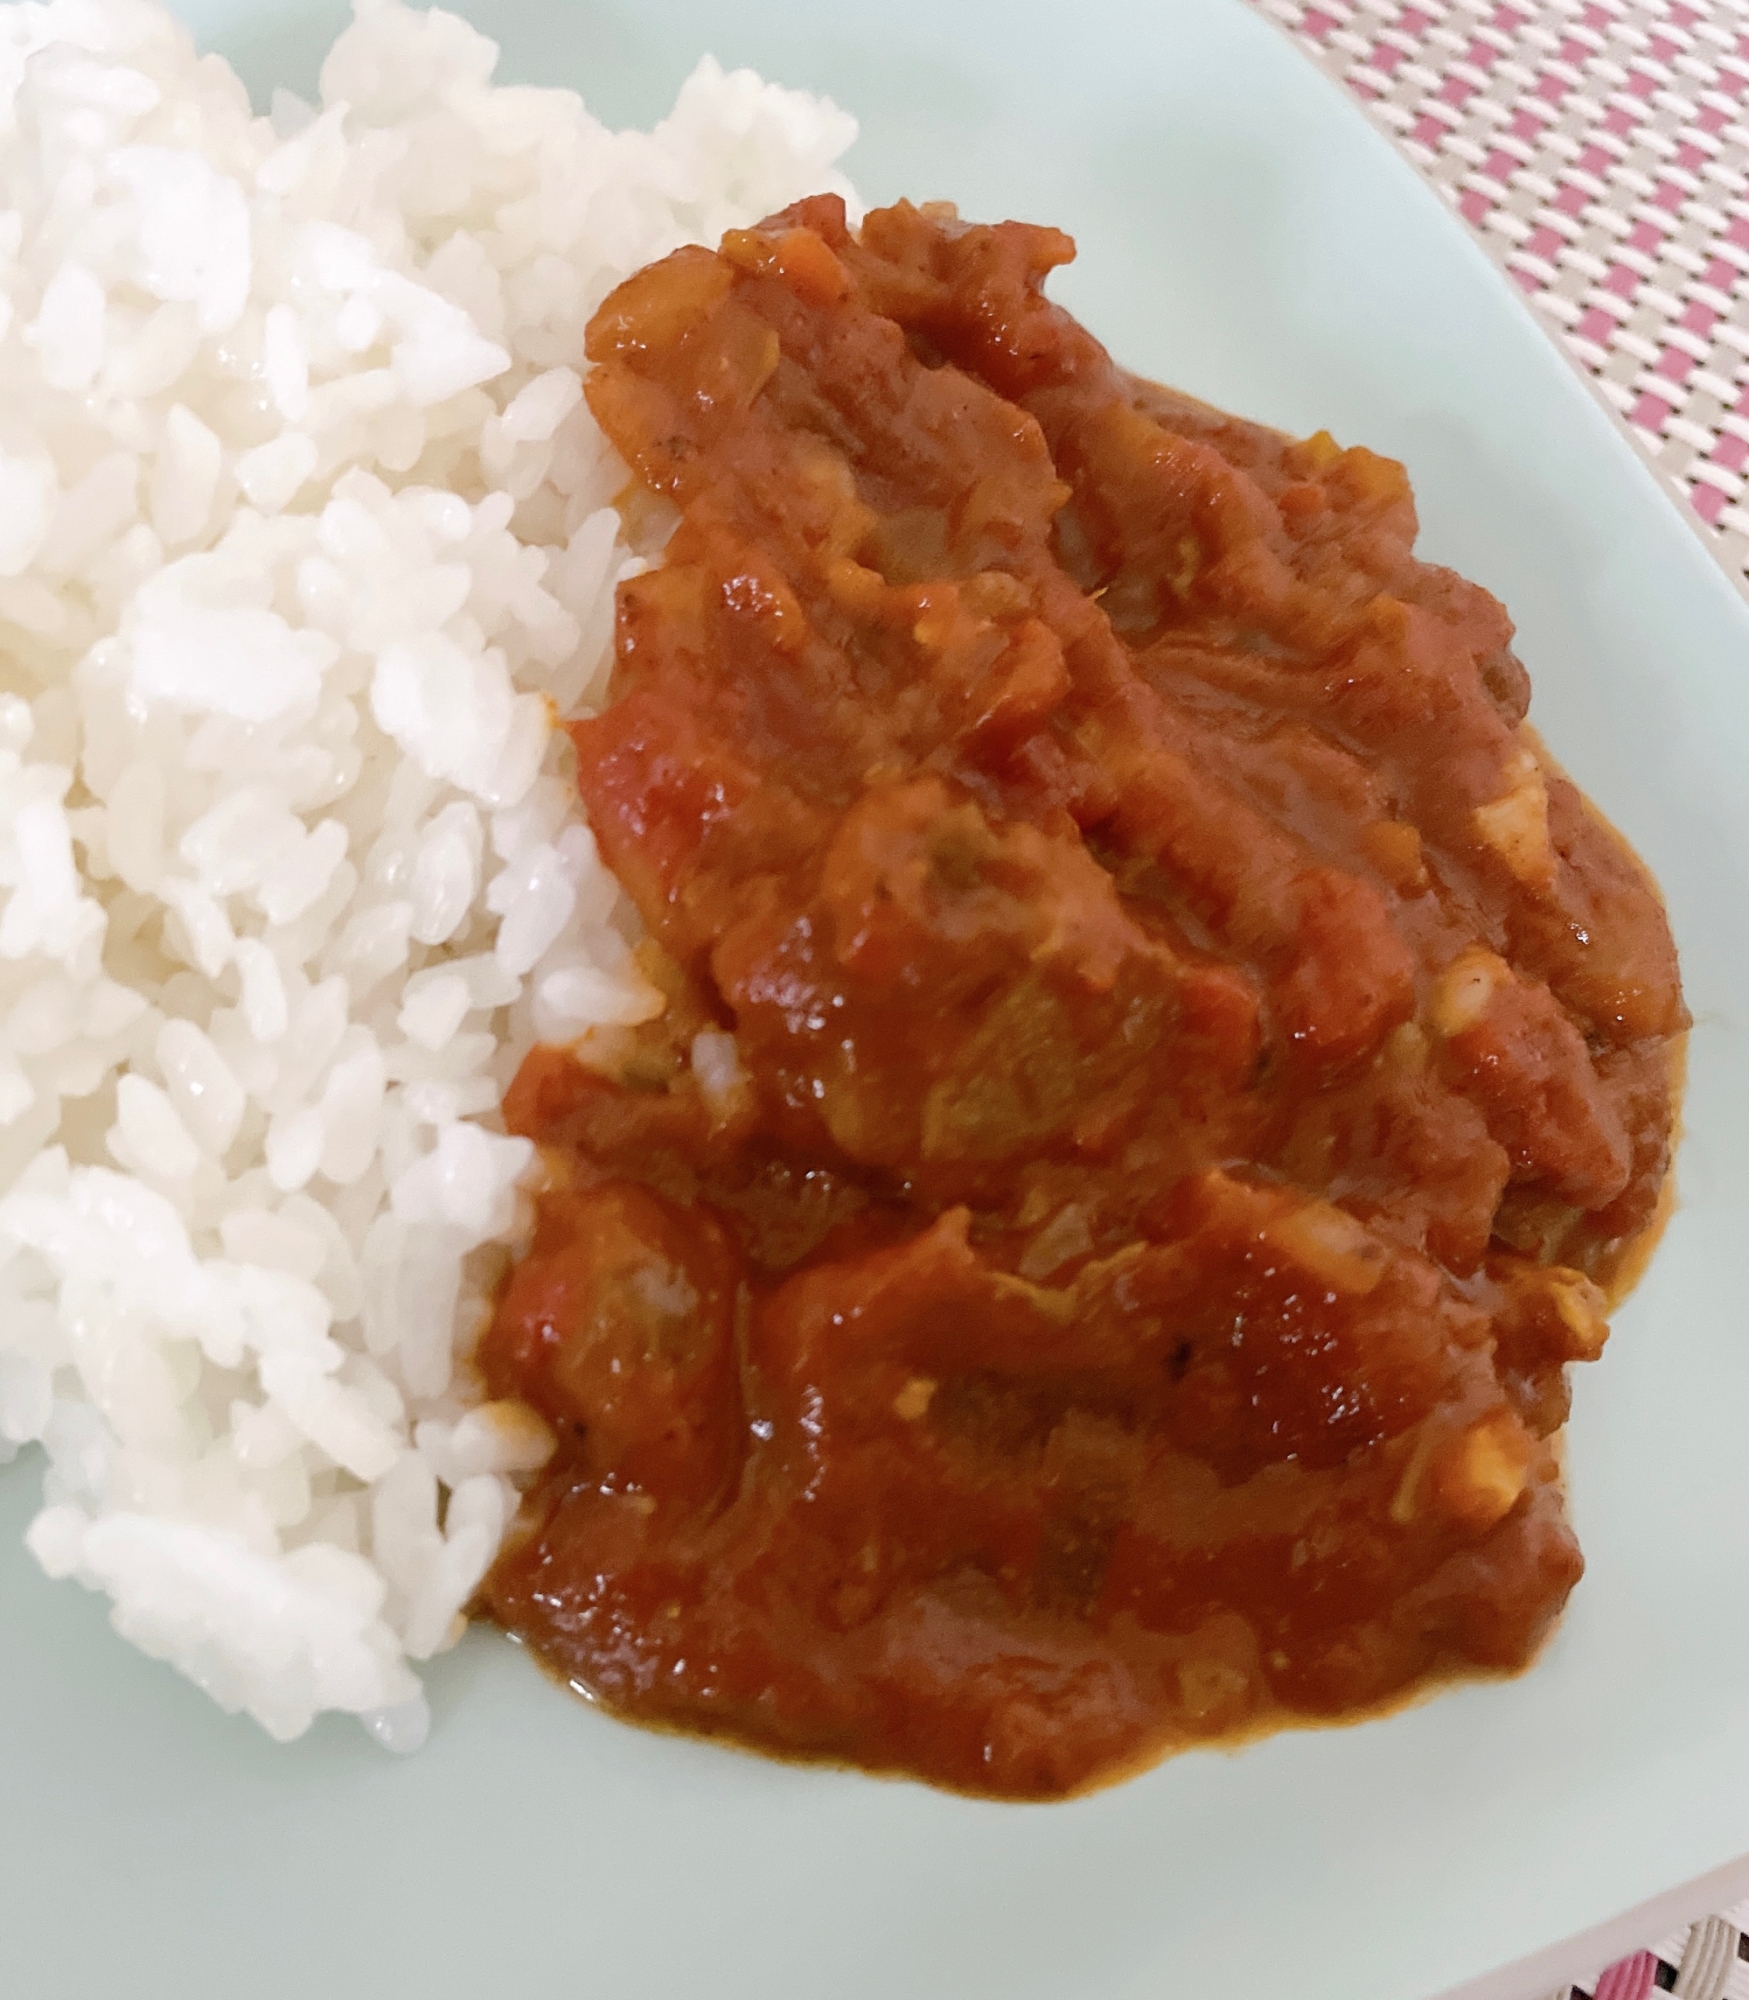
[{"x1": 478, "y1": 197, "x2": 1684, "y2": 1798}]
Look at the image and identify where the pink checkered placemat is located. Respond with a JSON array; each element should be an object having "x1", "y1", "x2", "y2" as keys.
[
  {"x1": 1253, "y1": 0, "x2": 1749, "y2": 581},
  {"x1": 1554, "y1": 1895, "x2": 1749, "y2": 1997},
  {"x1": 1247, "y1": 1, "x2": 1749, "y2": 1989}
]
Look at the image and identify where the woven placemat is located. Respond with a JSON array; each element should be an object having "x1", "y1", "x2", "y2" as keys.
[
  {"x1": 1254, "y1": 0, "x2": 1749, "y2": 588},
  {"x1": 1557, "y1": 1894, "x2": 1749, "y2": 1997},
  {"x1": 1247, "y1": 0, "x2": 1748, "y2": 1990}
]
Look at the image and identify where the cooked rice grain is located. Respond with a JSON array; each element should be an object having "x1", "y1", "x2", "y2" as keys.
[{"x1": 0, "y1": 0, "x2": 855, "y2": 1746}]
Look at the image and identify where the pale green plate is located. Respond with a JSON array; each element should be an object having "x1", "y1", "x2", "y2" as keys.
[{"x1": 6, "y1": 3, "x2": 1749, "y2": 1996}]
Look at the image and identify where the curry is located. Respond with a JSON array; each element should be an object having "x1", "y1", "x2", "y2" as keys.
[{"x1": 477, "y1": 197, "x2": 1685, "y2": 1798}]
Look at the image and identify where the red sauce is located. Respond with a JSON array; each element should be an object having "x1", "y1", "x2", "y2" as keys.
[{"x1": 477, "y1": 196, "x2": 1685, "y2": 1799}]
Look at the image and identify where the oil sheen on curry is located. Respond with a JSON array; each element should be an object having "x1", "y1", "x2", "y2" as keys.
[{"x1": 476, "y1": 196, "x2": 1686, "y2": 1799}]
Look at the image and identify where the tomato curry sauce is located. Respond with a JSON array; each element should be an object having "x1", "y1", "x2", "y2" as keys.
[{"x1": 476, "y1": 196, "x2": 1685, "y2": 1799}]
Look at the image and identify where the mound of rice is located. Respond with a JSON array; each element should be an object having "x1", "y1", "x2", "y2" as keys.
[{"x1": 0, "y1": 0, "x2": 854, "y2": 1747}]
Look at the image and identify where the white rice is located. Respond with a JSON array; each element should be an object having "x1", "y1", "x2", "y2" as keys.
[{"x1": 0, "y1": 0, "x2": 855, "y2": 1747}]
